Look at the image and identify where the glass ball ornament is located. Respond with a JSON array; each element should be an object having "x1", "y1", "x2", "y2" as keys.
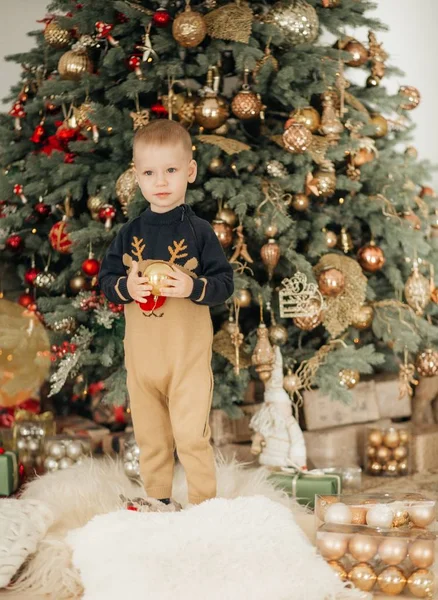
[
  {"x1": 58, "y1": 49, "x2": 93, "y2": 81},
  {"x1": 339, "y1": 369, "x2": 360, "y2": 389},
  {"x1": 172, "y1": 6, "x2": 207, "y2": 48},
  {"x1": 377, "y1": 566, "x2": 407, "y2": 596},
  {"x1": 44, "y1": 456, "x2": 59, "y2": 472},
  {"x1": 348, "y1": 534, "x2": 378, "y2": 562},
  {"x1": 290, "y1": 106, "x2": 320, "y2": 132},
  {"x1": 357, "y1": 242, "x2": 385, "y2": 272},
  {"x1": 312, "y1": 164, "x2": 337, "y2": 198},
  {"x1": 66, "y1": 440, "x2": 84, "y2": 461},
  {"x1": 283, "y1": 122, "x2": 313, "y2": 153},
  {"x1": 370, "y1": 113, "x2": 388, "y2": 138},
  {"x1": 351, "y1": 304, "x2": 373, "y2": 330},
  {"x1": 235, "y1": 288, "x2": 252, "y2": 308},
  {"x1": 318, "y1": 268, "x2": 345, "y2": 297},
  {"x1": 324, "y1": 502, "x2": 353, "y2": 525},
  {"x1": 58, "y1": 456, "x2": 74, "y2": 469},
  {"x1": 399, "y1": 85, "x2": 421, "y2": 110},
  {"x1": 212, "y1": 219, "x2": 233, "y2": 248},
  {"x1": 231, "y1": 90, "x2": 262, "y2": 120},
  {"x1": 44, "y1": 21, "x2": 72, "y2": 48},
  {"x1": 268, "y1": 323, "x2": 288, "y2": 346},
  {"x1": 343, "y1": 39, "x2": 368, "y2": 67},
  {"x1": 194, "y1": 95, "x2": 230, "y2": 130},
  {"x1": 348, "y1": 563, "x2": 377, "y2": 592},
  {"x1": 48, "y1": 441, "x2": 66, "y2": 460},
  {"x1": 378, "y1": 538, "x2": 408, "y2": 566},
  {"x1": 264, "y1": 0, "x2": 319, "y2": 47},
  {"x1": 144, "y1": 262, "x2": 176, "y2": 296},
  {"x1": 407, "y1": 568, "x2": 434, "y2": 598},
  {"x1": 366, "y1": 503, "x2": 394, "y2": 528},
  {"x1": 291, "y1": 193, "x2": 310, "y2": 211},
  {"x1": 325, "y1": 230, "x2": 338, "y2": 248},
  {"x1": 317, "y1": 533, "x2": 348, "y2": 560}
]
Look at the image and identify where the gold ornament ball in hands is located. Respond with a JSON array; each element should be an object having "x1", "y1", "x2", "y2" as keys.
[
  {"x1": 377, "y1": 566, "x2": 407, "y2": 595},
  {"x1": 318, "y1": 268, "x2": 345, "y2": 297},
  {"x1": 357, "y1": 243, "x2": 385, "y2": 272},
  {"x1": 172, "y1": 6, "x2": 207, "y2": 48},
  {"x1": 339, "y1": 369, "x2": 360, "y2": 389},
  {"x1": 351, "y1": 304, "x2": 373, "y2": 330},
  {"x1": 409, "y1": 540, "x2": 435, "y2": 569},
  {"x1": 231, "y1": 91, "x2": 262, "y2": 120},
  {"x1": 407, "y1": 569, "x2": 434, "y2": 598},
  {"x1": 399, "y1": 86, "x2": 421, "y2": 111},
  {"x1": 291, "y1": 106, "x2": 320, "y2": 132},
  {"x1": 144, "y1": 262, "x2": 176, "y2": 296},
  {"x1": 416, "y1": 349, "x2": 438, "y2": 377},
  {"x1": 348, "y1": 534, "x2": 378, "y2": 562},
  {"x1": 348, "y1": 562, "x2": 377, "y2": 592}
]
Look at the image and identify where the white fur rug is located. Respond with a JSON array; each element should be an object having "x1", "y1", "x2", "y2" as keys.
[
  {"x1": 67, "y1": 495, "x2": 363, "y2": 600},
  {"x1": 2, "y1": 454, "x2": 367, "y2": 600}
]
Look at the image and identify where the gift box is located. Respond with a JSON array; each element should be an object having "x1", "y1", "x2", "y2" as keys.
[
  {"x1": 374, "y1": 374, "x2": 412, "y2": 419},
  {"x1": 315, "y1": 492, "x2": 436, "y2": 531},
  {"x1": 316, "y1": 522, "x2": 436, "y2": 597},
  {"x1": 303, "y1": 380, "x2": 380, "y2": 431},
  {"x1": 101, "y1": 426, "x2": 134, "y2": 456},
  {"x1": 411, "y1": 425, "x2": 438, "y2": 472},
  {"x1": 56, "y1": 415, "x2": 110, "y2": 453},
  {"x1": 321, "y1": 466, "x2": 362, "y2": 491},
  {"x1": 267, "y1": 468, "x2": 342, "y2": 508},
  {"x1": 210, "y1": 403, "x2": 261, "y2": 446},
  {"x1": 0, "y1": 449, "x2": 19, "y2": 496}
]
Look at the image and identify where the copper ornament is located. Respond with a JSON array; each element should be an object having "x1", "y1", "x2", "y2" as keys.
[
  {"x1": 416, "y1": 349, "x2": 438, "y2": 377},
  {"x1": 318, "y1": 268, "x2": 345, "y2": 297},
  {"x1": 339, "y1": 368, "x2": 360, "y2": 389},
  {"x1": 357, "y1": 242, "x2": 385, "y2": 272},
  {"x1": 251, "y1": 323, "x2": 275, "y2": 382},
  {"x1": 370, "y1": 113, "x2": 388, "y2": 138},
  {"x1": 351, "y1": 304, "x2": 373, "y2": 330},
  {"x1": 172, "y1": 5, "x2": 207, "y2": 48},
  {"x1": 283, "y1": 122, "x2": 312, "y2": 153},
  {"x1": 231, "y1": 90, "x2": 262, "y2": 120},
  {"x1": 290, "y1": 106, "x2": 320, "y2": 133},
  {"x1": 399, "y1": 85, "x2": 421, "y2": 111},
  {"x1": 261, "y1": 239, "x2": 280, "y2": 280},
  {"x1": 212, "y1": 219, "x2": 233, "y2": 248}
]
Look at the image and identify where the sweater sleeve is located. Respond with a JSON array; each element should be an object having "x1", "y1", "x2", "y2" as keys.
[
  {"x1": 188, "y1": 222, "x2": 234, "y2": 307},
  {"x1": 97, "y1": 228, "x2": 133, "y2": 304}
]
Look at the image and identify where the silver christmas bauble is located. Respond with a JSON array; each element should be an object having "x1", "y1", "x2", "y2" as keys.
[
  {"x1": 16, "y1": 438, "x2": 28, "y2": 451},
  {"x1": 27, "y1": 437, "x2": 41, "y2": 454},
  {"x1": 66, "y1": 440, "x2": 84, "y2": 461},
  {"x1": 44, "y1": 456, "x2": 59, "y2": 472},
  {"x1": 48, "y1": 441, "x2": 66, "y2": 460},
  {"x1": 124, "y1": 450, "x2": 134, "y2": 462},
  {"x1": 58, "y1": 456, "x2": 74, "y2": 469},
  {"x1": 124, "y1": 461, "x2": 139, "y2": 477},
  {"x1": 19, "y1": 424, "x2": 31, "y2": 437}
]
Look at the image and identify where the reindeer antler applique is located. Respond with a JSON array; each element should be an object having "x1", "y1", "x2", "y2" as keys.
[
  {"x1": 132, "y1": 236, "x2": 146, "y2": 260},
  {"x1": 168, "y1": 238, "x2": 199, "y2": 273}
]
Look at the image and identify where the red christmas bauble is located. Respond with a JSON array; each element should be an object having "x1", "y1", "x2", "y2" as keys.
[
  {"x1": 18, "y1": 292, "x2": 34, "y2": 307},
  {"x1": 34, "y1": 201, "x2": 51, "y2": 218},
  {"x1": 152, "y1": 8, "x2": 171, "y2": 27},
  {"x1": 136, "y1": 295, "x2": 167, "y2": 312},
  {"x1": 6, "y1": 234, "x2": 23, "y2": 252},
  {"x1": 49, "y1": 220, "x2": 73, "y2": 253},
  {"x1": 24, "y1": 267, "x2": 41, "y2": 286},
  {"x1": 151, "y1": 101, "x2": 168, "y2": 117},
  {"x1": 82, "y1": 257, "x2": 100, "y2": 276},
  {"x1": 30, "y1": 124, "x2": 46, "y2": 144}
]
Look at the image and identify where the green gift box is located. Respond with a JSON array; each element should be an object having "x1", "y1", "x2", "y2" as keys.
[
  {"x1": 267, "y1": 469, "x2": 342, "y2": 508},
  {"x1": 0, "y1": 450, "x2": 19, "y2": 496}
]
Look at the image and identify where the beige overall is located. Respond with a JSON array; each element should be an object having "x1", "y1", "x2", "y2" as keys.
[{"x1": 123, "y1": 292, "x2": 217, "y2": 505}]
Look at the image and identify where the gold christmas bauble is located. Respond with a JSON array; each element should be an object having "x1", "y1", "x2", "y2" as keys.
[
  {"x1": 144, "y1": 262, "x2": 176, "y2": 296},
  {"x1": 208, "y1": 157, "x2": 225, "y2": 174},
  {"x1": 231, "y1": 90, "x2": 262, "y2": 120},
  {"x1": 348, "y1": 562, "x2": 377, "y2": 592},
  {"x1": 116, "y1": 166, "x2": 138, "y2": 216},
  {"x1": 342, "y1": 39, "x2": 369, "y2": 67},
  {"x1": 87, "y1": 194, "x2": 106, "y2": 221},
  {"x1": 366, "y1": 75, "x2": 381, "y2": 88},
  {"x1": 327, "y1": 561, "x2": 348, "y2": 582},
  {"x1": 416, "y1": 349, "x2": 438, "y2": 377},
  {"x1": 407, "y1": 568, "x2": 434, "y2": 598},
  {"x1": 351, "y1": 304, "x2": 373, "y2": 330},
  {"x1": 370, "y1": 113, "x2": 388, "y2": 138},
  {"x1": 235, "y1": 288, "x2": 252, "y2": 308},
  {"x1": 399, "y1": 85, "x2": 421, "y2": 111},
  {"x1": 58, "y1": 49, "x2": 93, "y2": 81},
  {"x1": 404, "y1": 268, "x2": 430, "y2": 316},
  {"x1": 264, "y1": 223, "x2": 279, "y2": 238},
  {"x1": 172, "y1": 6, "x2": 207, "y2": 48},
  {"x1": 348, "y1": 534, "x2": 378, "y2": 562},
  {"x1": 383, "y1": 428, "x2": 400, "y2": 449},
  {"x1": 357, "y1": 242, "x2": 385, "y2": 272},
  {"x1": 376, "y1": 445, "x2": 391, "y2": 463},
  {"x1": 44, "y1": 22, "x2": 72, "y2": 48},
  {"x1": 283, "y1": 122, "x2": 312, "y2": 153},
  {"x1": 293, "y1": 300, "x2": 323, "y2": 331},
  {"x1": 325, "y1": 230, "x2": 338, "y2": 248},
  {"x1": 212, "y1": 219, "x2": 233, "y2": 248},
  {"x1": 405, "y1": 146, "x2": 418, "y2": 159},
  {"x1": 291, "y1": 193, "x2": 310, "y2": 211},
  {"x1": 217, "y1": 206, "x2": 237, "y2": 227},
  {"x1": 264, "y1": 0, "x2": 319, "y2": 46},
  {"x1": 290, "y1": 106, "x2": 320, "y2": 133},
  {"x1": 408, "y1": 541, "x2": 435, "y2": 569},
  {"x1": 313, "y1": 164, "x2": 337, "y2": 198},
  {"x1": 339, "y1": 369, "x2": 360, "y2": 389},
  {"x1": 377, "y1": 566, "x2": 407, "y2": 596},
  {"x1": 368, "y1": 429, "x2": 383, "y2": 447},
  {"x1": 352, "y1": 148, "x2": 375, "y2": 167},
  {"x1": 195, "y1": 96, "x2": 230, "y2": 130},
  {"x1": 69, "y1": 274, "x2": 87, "y2": 294},
  {"x1": 318, "y1": 268, "x2": 345, "y2": 297},
  {"x1": 283, "y1": 371, "x2": 301, "y2": 394},
  {"x1": 261, "y1": 239, "x2": 281, "y2": 279},
  {"x1": 268, "y1": 323, "x2": 288, "y2": 346}
]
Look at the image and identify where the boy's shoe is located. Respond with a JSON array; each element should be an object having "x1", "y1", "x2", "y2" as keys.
[{"x1": 119, "y1": 494, "x2": 182, "y2": 513}]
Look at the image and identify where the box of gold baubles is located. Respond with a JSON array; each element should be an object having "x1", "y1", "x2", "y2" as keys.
[
  {"x1": 315, "y1": 492, "x2": 436, "y2": 597},
  {"x1": 364, "y1": 423, "x2": 411, "y2": 476}
]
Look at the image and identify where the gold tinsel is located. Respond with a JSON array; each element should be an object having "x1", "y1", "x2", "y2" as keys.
[
  {"x1": 196, "y1": 134, "x2": 250, "y2": 154},
  {"x1": 203, "y1": 1, "x2": 253, "y2": 44},
  {"x1": 314, "y1": 254, "x2": 367, "y2": 337}
]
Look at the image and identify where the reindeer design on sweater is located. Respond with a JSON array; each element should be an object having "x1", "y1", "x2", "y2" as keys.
[{"x1": 122, "y1": 236, "x2": 201, "y2": 317}]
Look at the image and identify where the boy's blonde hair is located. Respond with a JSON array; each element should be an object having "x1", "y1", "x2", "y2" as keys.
[{"x1": 133, "y1": 120, "x2": 193, "y2": 160}]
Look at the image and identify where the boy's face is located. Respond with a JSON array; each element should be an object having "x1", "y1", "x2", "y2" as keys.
[{"x1": 133, "y1": 141, "x2": 197, "y2": 213}]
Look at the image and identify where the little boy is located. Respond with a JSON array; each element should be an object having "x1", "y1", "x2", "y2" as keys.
[{"x1": 98, "y1": 120, "x2": 234, "y2": 507}]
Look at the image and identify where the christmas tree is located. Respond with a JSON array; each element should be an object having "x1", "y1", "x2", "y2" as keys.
[{"x1": 1, "y1": 0, "x2": 438, "y2": 420}]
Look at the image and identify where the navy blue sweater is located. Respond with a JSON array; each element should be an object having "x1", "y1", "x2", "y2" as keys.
[{"x1": 98, "y1": 204, "x2": 234, "y2": 307}]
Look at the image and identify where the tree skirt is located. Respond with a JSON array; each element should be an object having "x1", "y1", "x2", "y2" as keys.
[{"x1": 67, "y1": 495, "x2": 364, "y2": 600}]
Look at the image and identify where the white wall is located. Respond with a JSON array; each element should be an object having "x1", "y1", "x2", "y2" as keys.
[{"x1": 1, "y1": 0, "x2": 437, "y2": 185}]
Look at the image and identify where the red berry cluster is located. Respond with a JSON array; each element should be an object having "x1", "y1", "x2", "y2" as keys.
[{"x1": 50, "y1": 340, "x2": 77, "y2": 362}]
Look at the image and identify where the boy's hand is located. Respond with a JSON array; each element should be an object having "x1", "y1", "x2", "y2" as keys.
[
  {"x1": 127, "y1": 261, "x2": 153, "y2": 302},
  {"x1": 159, "y1": 269, "x2": 194, "y2": 298}
]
